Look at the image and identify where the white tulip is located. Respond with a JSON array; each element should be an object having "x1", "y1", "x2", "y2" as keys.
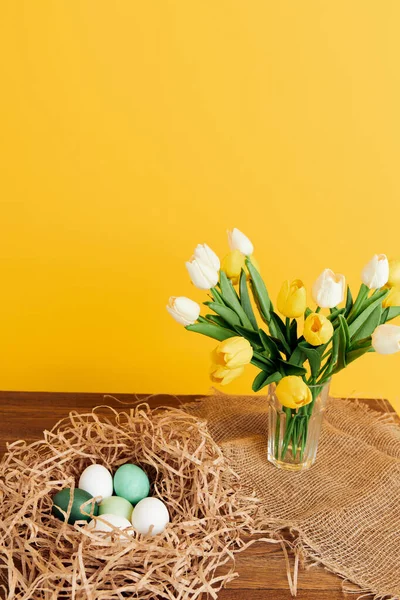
[
  {"x1": 193, "y1": 243, "x2": 220, "y2": 271},
  {"x1": 227, "y1": 228, "x2": 254, "y2": 256},
  {"x1": 166, "y1": 296, "x2": 200, "y2": 326},
  {"x1": 361, "y1": 254, "x2": 389, "y2": 289},
  {"x1": 186, "y1": 258, "x2": 219, "y2": 289},
  {"x1": 372, "y1": 324, "x2": 400, "y2": 355},
  {"x1": 312, "y1": 269, "x2": 346, "y2": 308}
]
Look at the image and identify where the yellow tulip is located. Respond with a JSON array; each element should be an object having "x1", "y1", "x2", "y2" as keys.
[
  {"x1": 388, "y1": 259, "x2": 400, "y2": 288},
  {"x1": 303, "y1": 313, "x2": 334, "y2": 346},
  {"x1": 383, "y1": 286, "x2": 400, "y2": 308},
  {"x1": 275, "y1": 376, "x2": 312, "y2": 409},
  {"x1": 210, "y1": 364, "x2": 245, "y2": 385},
  {"x1": 212, "y1": 336, "x2": 253, "y2": 369},
  {"x1": 277, "y1": 279, "x2": 307, "y2": 318},
  {"x1": 221, "y1": 250, "x2": 260, "y2": 285}
]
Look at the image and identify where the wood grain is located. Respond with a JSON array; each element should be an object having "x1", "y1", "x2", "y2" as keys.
[{"x1": 0, "y1": 391, "x2": 394, "y2": 599}]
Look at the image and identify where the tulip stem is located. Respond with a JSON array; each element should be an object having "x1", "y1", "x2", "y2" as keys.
[
  {"x1": 285, "y1": 318, "x2": 291, "y2": 342},
  {"x1": 300, "y1": 417, "x2": 309, "y2": 461},
  {"x1": 274, "y1": 413, "x2": 281, "y2": 460},
  {"x1": 281, "y1": 414, "x2": 296, "y2": 460},
  {"x1": 316, "y1": 306, "x2": 321, "y2": 313}
]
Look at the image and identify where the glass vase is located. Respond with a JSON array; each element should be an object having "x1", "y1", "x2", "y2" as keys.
[{"x1": 267, "y1": 380, "x2": 330, "y2": 471}]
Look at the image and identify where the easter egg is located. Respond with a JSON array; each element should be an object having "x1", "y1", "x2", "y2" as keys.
[
  {"x1": 79, "y1": 464, "x2": 113, "y2": 500},
  {"x1": 113, "y1": 464, "x2": 150, "y2": 505},
  {"x1": 131, "y1": 497, "x2": 170, "y2": 536},
  {"x1": 87, "y1": 513, "x2": 133, "y2": 541},
  {"x1": 52, "y1": 488, "x2": 98, "y2": 524},
  {"x1": 99, "y1": 496, "x2": 133, "y2": 521}
]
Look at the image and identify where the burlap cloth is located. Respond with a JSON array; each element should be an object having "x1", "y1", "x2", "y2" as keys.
[{"x1": 185, "y1": 394, "x2": 400, "y2": 599}]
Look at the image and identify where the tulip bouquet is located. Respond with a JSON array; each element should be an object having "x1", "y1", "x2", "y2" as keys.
[{"x1": 167, "y1": 229, "x2": 400, "y2": 468}]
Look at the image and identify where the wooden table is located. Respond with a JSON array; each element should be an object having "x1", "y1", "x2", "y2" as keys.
[{"x1": 0, "y1": 392, "x2": 394, "y2": 600}]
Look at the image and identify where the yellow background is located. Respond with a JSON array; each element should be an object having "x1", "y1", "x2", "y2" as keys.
[{"x1": 1, "y1": 1, "x2": 400, "y2": 413}]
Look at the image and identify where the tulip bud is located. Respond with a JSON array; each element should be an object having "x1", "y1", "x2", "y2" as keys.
[
  {"x1": 277, "y1": 279, "x2": 307, "y2": 318},
  {"x1": 186, "y1": 243, "x2": 220, "y2": 290},
  {"x1": 371, "y1": 324, "x2": 400, "y2": 355},
  {"x1": 227, "y1": 228, "x2": 254, "y2": 256},
  {"x1": 212, "y1": 336, "x2": 253, "y2": 369},
  {"x1": 312, "y1": 269, "x2": 345, "y2": 308},
  {"x1": 275, "y1": 376, "x2": 312, "y2": 409},
  {"x1": 210, "y1": 364, "x2": 245, "y2": 385},
  {"x1": 166, "y1": 296, "x2": 200, "y2": 326},
  {"x1": 221, "y1": 250, "x2": 261, "y2": 285},
  {"x1": 186, "y1": 259, "x2": 219, "y2": 290},
  {"x1": 303, "y1": 313, "x2": 334, "y2": 346},
  {"x1": 382, "y1": 286, "x2": 400, "y2": 308},
  {"x1": 193, "y1": 243, "x2": 220, "y2": 271},
  {"x1": 361, "y1": 254, "x2": 389, "y2": 289},
  {"x1": 221, "y1": 250, "x2": 246, "y2": 285},
  {"x1": 388, "y1": 259, "x2": 400, "y2": 288}
]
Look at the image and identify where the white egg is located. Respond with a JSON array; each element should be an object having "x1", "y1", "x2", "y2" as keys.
[
  {"x1": 131, "y1": 497, "x2": 170, "y2": 536},
  {"x1": 87, "y1": 513, "x2": 133, "y2": 542},
  {"x1": 79, "y1": 464, "x2": 113, "y2": 500}
]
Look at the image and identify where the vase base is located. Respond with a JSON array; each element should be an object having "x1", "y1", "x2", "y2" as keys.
[{"x1": 267, "y1": 452, "x2": 315, "y2": 472}]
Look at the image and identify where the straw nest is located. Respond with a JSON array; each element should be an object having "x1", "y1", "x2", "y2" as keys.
[{"x1": 0, "y1": 403, "x2": 270, "y2": 599}]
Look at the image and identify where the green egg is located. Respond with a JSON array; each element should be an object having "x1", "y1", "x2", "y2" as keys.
[
  {"x1": 113, "y1": 464, "x2": 150, "y2": 505},
  {"x1": 52, "y1": 488, "x2": 98, "y2": 524},
  {"x1": 99, "y1": 496, "x2": 133, "y2": 520}
]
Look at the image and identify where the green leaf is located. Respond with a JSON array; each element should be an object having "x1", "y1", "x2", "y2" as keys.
[
  {"x1": 245, "y1": 258, "x2": 272, "y2": 323},
  {"x1": 336, "y1": 314, "x2": 350, "y2": 371},
  {"x1": 219, "y1": 271, "x2": 253, "y2": 329},
  {"x1": 330, "y1": 328, "x2": 340, "y2": 371},
  {"x1": 328, "y1": 316, "x2": 350, "y2": 376},
  {"x1": 252, "y1": 370, "x2": 282, "y2": 392},
  {"x1": 298, "y1": 342, "x2": 324, "y2": 379},
  {"x1": 252, "y1": 350, "x2": 276, "y2": 371},
  {"x1": 259, "y1": 329, "x2": 281, "y2": 359},
  {"x1": 350, "y1": 336, "x2": 372, "y2": 351},
  {"x1": 233, "y1": 324, "x2": 263, "y2": 348},
  {"x1": 362, "y1": 288, "x2": 389, "y2": 310},
  {"x1": 209, "y1": 287, "x2": 225, "y2": 304},
  {"x1": 265, "y1": 371, "x2": 283, "y2": 385},
  {"x1": 186, "y1": 322, "x2": 237, "y2": 342},
  {"x1": 346, "y1": 345, "x2": 371, "y2": 364},
  {"x1": 327, "y1": 308, "x2": 346, "y2": 322},
  {"x1": 345, "y1": 286, "x2": 353, "y2": 317},
  {"x1": 276, "y1": 359, "x2": 307, "y2": 376},
  {"x1": 347, "y1": 283, "x2": 370, "y2": 324},
  {"x1": 239, "y1": 269, "x2": 258, "y2": 330},
  {"x1": 351, "y1": 303, "x2": 382, "y2": 342},
  {"x1": 205, "y1": 315, "x2": 231, "y2": 328},
  {"x1": 304, "y1": 307, "x2": 313, "y2": 318},
  {"x1": 348, "y1": 292, "x2": 388, "y2": 339},
  {"x1": 288, "y1": 346, "x2": 306, "y2": 366},
  {"x1": 269, "y1": 313, "x2": 291, "y2": 355},
  {"x1": 252, "y1": 370, "x2": 269, "y2": 392},
  {"x1": 381, "y1": 307, "x2": 389, "y2": 323},
  {"x1": 382, "y1": 306, "x2": 400, "y2": 323},
  {"x1": 206, "y1": 302, "x2": 241, "y2": 328},
  {"x1": 269, "y1": 336, "x2": 289, "y2": 355},
  {"x1": 340, "y1": 314, "x2": 350, "y2": 346},
  {"x1": 348, "y1": 294, "x2": 386, "y2": 341},
  {"x1": 251, "y1": 357, "x2": 273, "y2": 371}
]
